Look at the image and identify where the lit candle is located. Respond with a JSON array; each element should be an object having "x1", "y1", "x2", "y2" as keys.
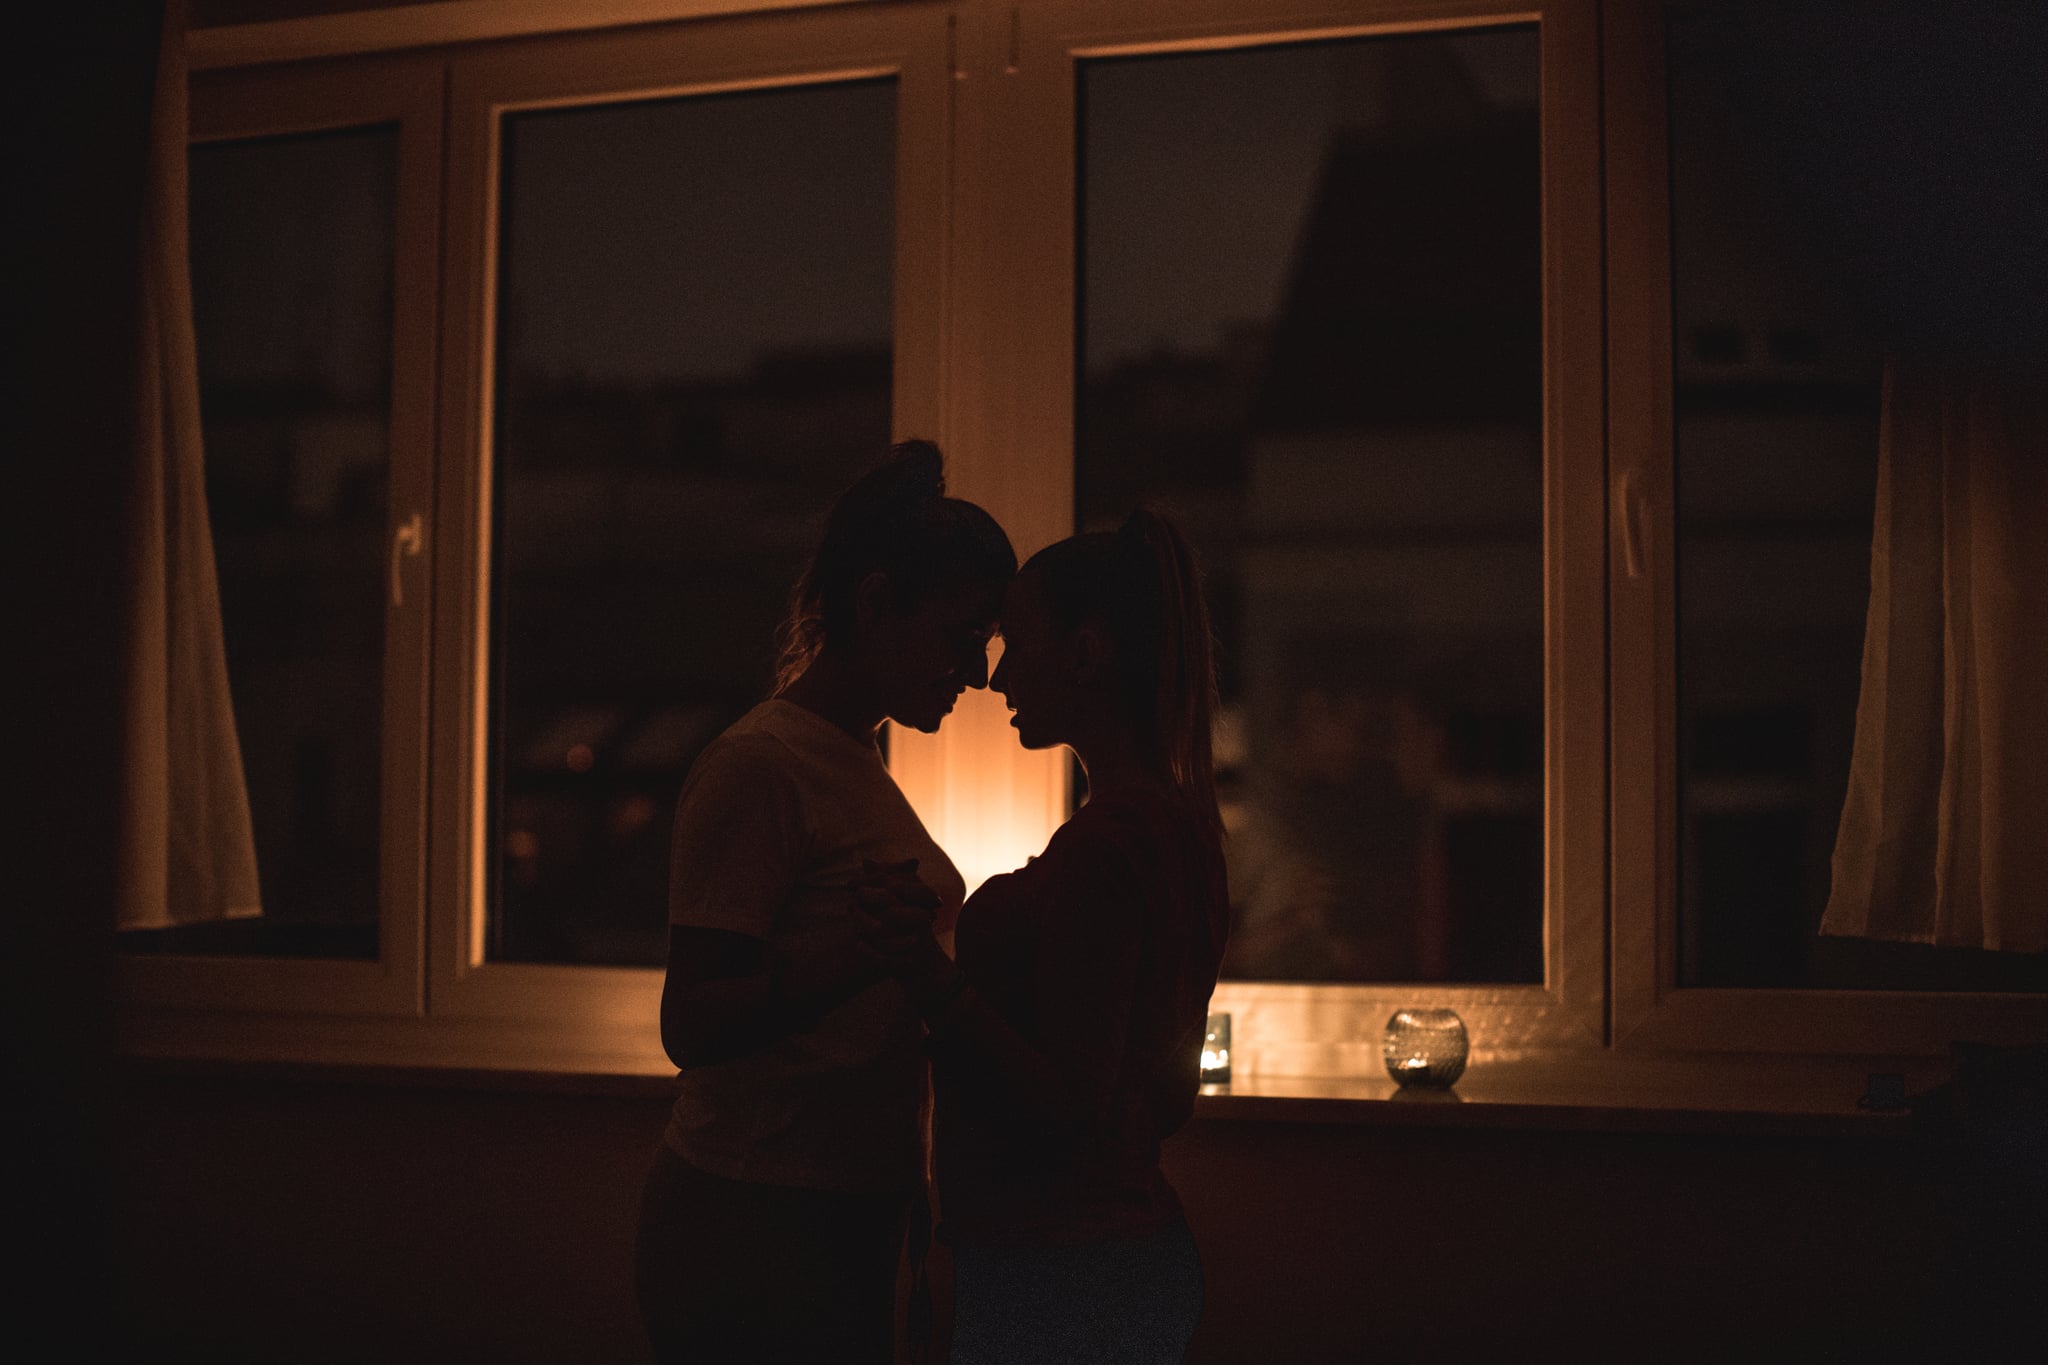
[
  {"x1": 1201, "y1": 1012, "x2": 1232, "y2": 1084},
  {"x1": 1381, "y1": 1008, "x2": 1468, "y2": 1089}
]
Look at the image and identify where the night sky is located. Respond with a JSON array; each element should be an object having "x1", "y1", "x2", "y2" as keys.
[
  {"x1": 193, "y1": 30, "x2": 1545, "y2": 394},
  {"x1": 1084, "y1": 27, "x2": 1536, "y2": 371},
  {"x1": 500, "y1": 78, "x2": 895, "y2": 386},
  {"x1": 186, "y1": 10, "x2": 2045, "y2": 395}
]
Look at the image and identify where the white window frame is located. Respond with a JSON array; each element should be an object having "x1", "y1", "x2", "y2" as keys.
[
  {"x1": 971, "y1": 0, "x2": 1609, "y2": 1077},
  {"x1": 119, "y1": 55, "x2": 443, "y2": 1026},
  {"x1": 126, "y1": 0, "x2": 2047, "y2": 1080},
  {"x1": 427, "y1": 5, "x2": 959, "y2": 1065},
  {"x1": 1603, "y1": 0, "x2": 2047, "y2": 1057}
]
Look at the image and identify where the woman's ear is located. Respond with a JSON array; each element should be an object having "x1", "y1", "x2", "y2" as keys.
[
  {"x1": 852, "y1": 570, "x2": 890, "y2": 637},
  {"x1": 1069, "y1": 622, "x2": 1108, "y2": 686}
]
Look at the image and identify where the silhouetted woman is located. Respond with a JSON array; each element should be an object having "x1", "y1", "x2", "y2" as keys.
[
  {"x1": 635, "y1": 440, "x2": 1015, "y2": 1365},
  {"x1": 865, "y1": 509, "x2": 1230, "y2": 1364}
]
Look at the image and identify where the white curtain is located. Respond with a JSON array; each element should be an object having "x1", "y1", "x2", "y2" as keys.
[
  {"x1": 1822, "y1": 361, "x2": 2048, "y2": 952},
  {"x1": 118, "y1": 0, "x2": 262, "y2": 930}
]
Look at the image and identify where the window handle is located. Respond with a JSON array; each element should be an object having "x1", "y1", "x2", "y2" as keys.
[
  {"x1": 1618, "y1": 469, "x2": 1646, "y2": 579},
  {"x1": 390, "y1": 511, "x2": 424, "y2": 607}
]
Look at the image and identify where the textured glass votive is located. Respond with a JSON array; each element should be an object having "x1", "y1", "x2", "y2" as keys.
[
  {"x1": 1201, "y1": 1012, "x2": 1232, "y2": 1084},
  {"x1": 1382, "y1": 1008, "x2": 1468, "y2": 1089}
]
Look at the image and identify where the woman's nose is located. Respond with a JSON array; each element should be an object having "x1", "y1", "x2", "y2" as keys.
[
  {"x1": 986, "y1": 648, "x2": 1006, "y2": 695},
  {"x1": 964, "y1": 641, "x2": 991, "y2": 690}
]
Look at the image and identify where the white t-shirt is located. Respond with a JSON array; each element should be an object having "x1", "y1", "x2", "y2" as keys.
[{"x1": 663, "y1": 698, "x2": 965, "y2": 1192}]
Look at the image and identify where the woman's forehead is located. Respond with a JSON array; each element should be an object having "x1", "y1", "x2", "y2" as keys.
[
  {"x1": 996, "y1": 569, "x2": 1048, "y2": 631},
  {"x1": 929, "y1": 574, "x2": 1006, "y2": 624}
]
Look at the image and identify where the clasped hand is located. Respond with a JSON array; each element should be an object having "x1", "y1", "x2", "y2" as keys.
[{"x1": 848, "y1": 858, "x2": 950, "y2": 987}]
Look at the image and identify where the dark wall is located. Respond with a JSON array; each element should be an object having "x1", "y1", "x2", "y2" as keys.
[
  {"x1": 1172, "y1": 1116, "x2": 1951, "y2": 1363},
  {"x1": 115, "y1": 1073, "x2": 672, "y2": 1363},
  {"x1": 113, "y1": 1071, "x2": 1965, "y2": 1364},
  {"x1": 8, "y1": 4, "x2": 161, "y2": 1359}
]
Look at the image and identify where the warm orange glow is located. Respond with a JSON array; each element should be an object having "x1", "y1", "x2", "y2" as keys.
[{"x1": 889, "y1": 685, "x2": 1066, "y2": 897}]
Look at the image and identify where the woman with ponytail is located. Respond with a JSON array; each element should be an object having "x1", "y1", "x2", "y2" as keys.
[
  {"x1": 862, "y1": 509, "x2": 1231, "y2": 1364},
  {"x1": 636, "y1": 440, "x2": 1014, "y2": 1365}
]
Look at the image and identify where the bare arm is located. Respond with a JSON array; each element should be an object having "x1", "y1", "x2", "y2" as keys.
[
  {"x1": 663, "y1": 738, "x2": 906, "y2": 1068},
  {"x1": 657, "y1": 921, "x2": 890, "y2": 1070}
]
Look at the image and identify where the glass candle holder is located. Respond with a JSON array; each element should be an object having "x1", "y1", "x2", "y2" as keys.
[
  {"x1": 1201, "y1": 1012, "x2": 1232, "y2": 1084},
  {"x1": 1382, "y1": 1008, "x2": 1468, "y2": 1089}
]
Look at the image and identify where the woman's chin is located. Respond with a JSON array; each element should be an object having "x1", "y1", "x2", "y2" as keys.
[{"x1": 1008, "y1": 715, "x2": 1054, "y2": 749}]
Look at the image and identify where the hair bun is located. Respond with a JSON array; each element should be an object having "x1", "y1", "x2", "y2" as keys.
[
  {"x1": 841, "y1": 439, "x2": 945, "y2": 524},
  {"x1": 888, "y1": 438, "x2": 946, "y2": 497}
]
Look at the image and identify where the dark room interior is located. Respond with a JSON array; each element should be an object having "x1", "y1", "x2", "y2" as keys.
[{"x1": 11, "y1": 1, "x2": 2046, "y2": 1361}]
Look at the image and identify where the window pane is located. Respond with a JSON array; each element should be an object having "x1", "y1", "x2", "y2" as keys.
[
  {"x1": 125, "y1": 126, "x2": 398, "y2": 960},
  {"x1": 490, "y1": 80, "x2": 895, "y2": 966},
  {"x1": 1670, "y1": 3, "x2": 2048, "y2": 990},
  {"x1": 1079, "y1": 29, "x2": 1544, "y2": 984}
]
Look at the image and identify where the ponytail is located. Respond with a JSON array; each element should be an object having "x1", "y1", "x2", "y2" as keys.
[
  {"x1": 1031, "y1": 509, "x2": 1222, "y2": 838},
  {"x1": 1119, "y1": 510, "x2": 1221, "y2": 839}
]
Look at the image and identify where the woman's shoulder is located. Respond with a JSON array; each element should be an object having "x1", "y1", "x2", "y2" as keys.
[
  {"x1": 1065, "y1": 786, "x2": 1209, "y2": 842},
  {"x1": 1064, "y1": 791, "x2": 1227, "y2": 909},
  {"x1": 681, "y1": 710, "x2": 807, "y2": 793},
  {"x1": 1051, "y1": 789, "x2": 1212, "y2": 878}
]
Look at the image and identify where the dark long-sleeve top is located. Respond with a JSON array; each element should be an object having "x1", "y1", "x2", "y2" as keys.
[{"x1": 930, "y1": 786, "x2": 1230, "y2": 1246}]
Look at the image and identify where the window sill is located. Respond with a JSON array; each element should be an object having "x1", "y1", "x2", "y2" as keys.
[
  {"x1": 122, "y1": 1043, "x2": 1936, "y2": 1139},
  {"x1": 1191, "y1": 1053, "x2": 1937, "y2": 1138},
  {"x1": 121, "y1": 1052, "x2": 683, "y2": 1103}
]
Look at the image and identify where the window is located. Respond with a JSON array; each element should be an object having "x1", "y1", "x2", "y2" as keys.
[
  {"x1": 1077, "y1": 27, "x2": 1545, "y2": 986},
  {"x1": 488, "y1": 80, "x2": 897, "y2": 969},
  {"x1": 1666, "y1": 3, "x2": 2048, "y2": 996},
  {"x1": 119, "y1": 58, "x2": 440, "y2": 1019},
  {"x1": 418, "y1": 7, "x2": 952, "y2": 1041},
  {"x1": 132, "y1": 0, "x2": 2042, "y2": 1076},
  {"x1": 138, "y1": 123, "x2": 397, "y2": 962},
  {"x1": 986, "y1": 0, "x2": 1606, "y2": 1074},
  {"x1": 1609, "y1": 0, "x2": 2048, "y2": 1052}
]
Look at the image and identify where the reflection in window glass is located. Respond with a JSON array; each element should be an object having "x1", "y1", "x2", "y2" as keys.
[
  {"x1": 491, "y1": 80, "x2": 895, "y2": 966},
  {"x1": 1080, "y1": 29, "x2": 1543, "y2": 984},
  {"x1": 125, "y1": 126, "x2": 398, "y2": 960},
  {"x1": 1670, "y1": 3, "x2": 2048, "y2": 991}
]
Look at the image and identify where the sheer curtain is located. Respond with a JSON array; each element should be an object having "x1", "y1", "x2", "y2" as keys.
[
  {"x1": 1822, "y1": 362, "x2": 2048, "y2": 952},
  {"x1": 117, "y1": 0, "x2": 261, "y2": 930}
]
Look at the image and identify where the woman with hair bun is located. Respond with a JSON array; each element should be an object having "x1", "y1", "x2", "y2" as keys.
[
  {"x1": 862, "y1": 508, "x2": 1231, "y2": 1365},
  {"x1": 635, "y1": 440, "x2": 1015, "y2": 1365}
]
